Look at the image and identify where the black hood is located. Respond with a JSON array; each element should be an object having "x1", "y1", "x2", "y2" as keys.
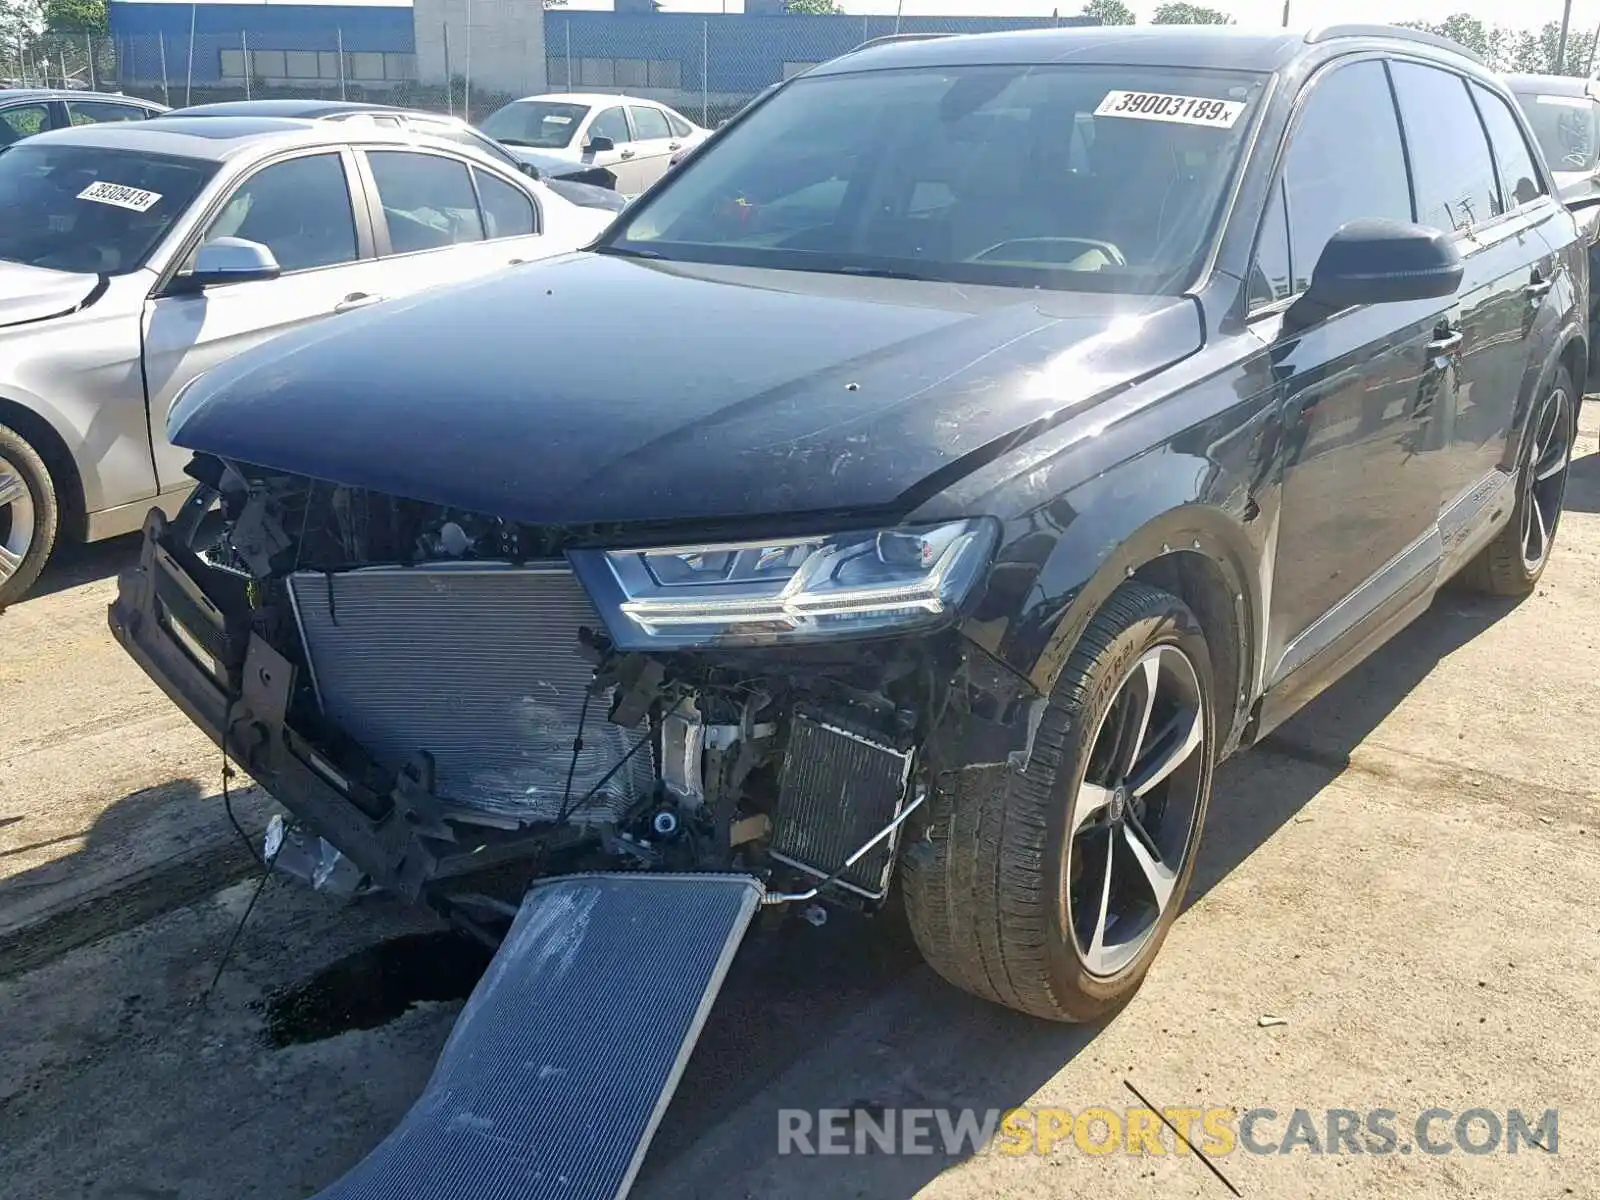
[{"x1": 169, "y1": 254, "x2": 1203, "y2": 526}]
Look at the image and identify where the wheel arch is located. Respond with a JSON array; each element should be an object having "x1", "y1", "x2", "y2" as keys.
[
  {"x1": 0, "y1": 393, "x2": 86, "y2": 542},
  {"x1": 1007, "y1": 501, "x2": 1264, "y2": 752}
]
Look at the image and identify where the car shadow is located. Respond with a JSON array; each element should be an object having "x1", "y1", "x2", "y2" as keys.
[
  {"x1": 1564, "y1": 437, "x2": 1600, "y2": 513},
  {"x1": 21, "y1": 529, "x2": 143, "y2": 602},
  {"x1": 0, "y1": 584, "x2": 1532, "y2": 1200},
  {"x1": 634, "y1": 583, "x2": 1527, "y2": 1197}
]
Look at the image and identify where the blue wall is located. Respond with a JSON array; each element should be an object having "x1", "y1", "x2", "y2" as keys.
[
  {"x1": 108, "y1": 3, "x2": 414, "y2": 84},
  {"x1": 549, "y1": 12, "x2": 1097, "y2": 95}
]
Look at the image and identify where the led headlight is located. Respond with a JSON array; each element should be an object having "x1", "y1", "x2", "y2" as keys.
[{"x1": 569, "y1": 518, "x2": 998, "y2": 649}]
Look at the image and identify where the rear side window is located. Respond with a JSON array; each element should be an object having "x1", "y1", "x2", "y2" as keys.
[
  {"x1": 630, "y1": 106, "x2": 672, "y2": 140},
  {"x1": 68, "y1": 100, "x2": 153, "y2": 125},
  {"x1": 1274, "y1": 60, "x2": 1412, "y2": 295},
  {"x1": 1389, "y1": 62, "x2": 1500, "y2": 233},
  {"x1": 367, "y1": 151, "x2": 485, "y2": 253},
  {"x1": 1471, "y1": 83, "x2": 1545, "y2": 211}
]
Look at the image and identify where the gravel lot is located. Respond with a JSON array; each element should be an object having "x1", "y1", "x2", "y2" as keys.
[{"x1": 2, "y1": 406, "x2": 1597, "y2": 1199}]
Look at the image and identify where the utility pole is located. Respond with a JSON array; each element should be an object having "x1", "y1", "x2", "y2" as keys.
[
  {"x1": 1556, "y1": 0, "x2": 1574, "y2": 73},
  {"x1": 1588, "y1": 17, "x2": 1600, "y2": 76},
  {"x1": 1281, "y1": 0, "x2": 1291, "y2": 26}
]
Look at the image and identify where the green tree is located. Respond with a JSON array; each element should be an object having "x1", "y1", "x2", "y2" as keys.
[
  {"x1": 1081, "y1": 0, "x2": 1136, "y2": 25},
  {"x1": 786, "y1": 0, "x2": 845, "y2": 13},
  {"x1": 1151, "y1": 3, "x2": 1233, "y2": 25},
  {"x1": 41, "y1": 0, "x2": 102, "y2": 34}
]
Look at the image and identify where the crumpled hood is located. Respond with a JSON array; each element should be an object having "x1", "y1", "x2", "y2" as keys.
[
  {"x1": 0, "y1": 260, "x2": 100, "y2": 329},
  {"x1": 169, "y1": 253, "x2": 1203, "y2": 526}
]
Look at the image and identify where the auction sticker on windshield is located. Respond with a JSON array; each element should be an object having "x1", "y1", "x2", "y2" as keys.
[
  {"x1": 77, "y1": 180, "x2": 163, "y2": 212},
  {"x1": 1095, "y1": 90, "x2": 1246, "y2": 128}
]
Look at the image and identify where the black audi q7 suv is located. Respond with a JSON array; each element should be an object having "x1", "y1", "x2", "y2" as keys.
[{"x1": 114, "y1": 25, "x2": 1584, "y2": 1035}]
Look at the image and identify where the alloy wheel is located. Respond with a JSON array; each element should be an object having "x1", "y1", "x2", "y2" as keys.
[
  {"x1": 1520, "y1": 385, "x2": 1574, "y2": 573},
  {"x1": 0, "y1": 459, "x2": 35, "y2": 587},
  {"x1": 1065, "y1": 644, "x2": 1207, "y2": 978}
]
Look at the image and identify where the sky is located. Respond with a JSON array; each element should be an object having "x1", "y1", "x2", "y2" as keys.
[{"x1": 555, "y1": 0, "x2": 1600, "y2": 39}]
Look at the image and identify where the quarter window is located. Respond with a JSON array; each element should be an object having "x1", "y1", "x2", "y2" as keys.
[
  {"x1": 367, "y1": 151, "x2": 485, "y2": 253},
  {"x1": 1471, "y1": 82, "x2": 1545, "y2": 211},
  {"x1": 666, "y1": 111, "x2": 694, "y2": 138},
  {"x1": 198, "y1": 153, "x2": 358, "y2": 273},
  {"x1": 1389, "y1": 62, "x2": 1500, "y2": 233},
  {"x1": 475, "y1": 169, "x2": 537, "y2": 239},
  {"x1": 1249, "y1": 178, "x2": 1292, "y2": 307},
  {"x1": 1271, "y1": 60, "x2": 1412, "y2": 296}
]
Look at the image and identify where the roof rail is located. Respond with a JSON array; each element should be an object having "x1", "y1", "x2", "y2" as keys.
[
  {"x1": 1304, "y1": 23, "x2": 1485, "y2": 65},
  {"x1": 847, "y1": 31, "x2": 957, "y2": 55}
]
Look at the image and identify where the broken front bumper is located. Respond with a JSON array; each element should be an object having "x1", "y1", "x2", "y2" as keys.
[{"x1": 108, "y1": 509, "x2": 533, "y2": 899}]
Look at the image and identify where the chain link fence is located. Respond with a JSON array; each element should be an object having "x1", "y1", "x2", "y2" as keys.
[{"x1": 3, "y1": 13, "x2": 1084, "y2": 123}]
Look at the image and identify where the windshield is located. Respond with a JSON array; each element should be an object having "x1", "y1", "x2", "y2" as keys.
[
  {"x1": 602, "y1": 64, "x2": 1265, "y2": 294},
  {"x1": 0, "y1": 143, "x2": 216, "y2": 274},
  {"x1": 480, "y1": 101, "x2": 591, "y2": 149},
  {"x1": 1513, "y1": 91, "x2": 1599, "y2": 173}
]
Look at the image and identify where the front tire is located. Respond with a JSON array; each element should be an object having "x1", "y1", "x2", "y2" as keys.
[
  {"x1": 1459, "y1": 368, "x2": 1575, "y2": 597},
  {"x1": 0, "y1": 423, "x2": 59, "y2": 608},
  {"x1": 903, "y1": 583, "x2": 1215, "y2": 1022}
]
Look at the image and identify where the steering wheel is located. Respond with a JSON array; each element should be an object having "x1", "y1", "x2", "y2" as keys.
[{"x1": 967, "y1": 236, "x2": 1128, "y2": 267}]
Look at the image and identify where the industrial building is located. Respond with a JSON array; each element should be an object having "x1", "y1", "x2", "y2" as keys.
[{"x1": 105, "y1": 1, "x2": 1091, "y2": 111}]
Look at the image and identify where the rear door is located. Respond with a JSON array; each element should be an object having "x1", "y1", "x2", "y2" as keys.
[
  {"x1": 142, "y1": 149, "x2": 382, "y2": 489},
  {"x1": 1387, "y1": 63, "x2": 1557, "y2": 534},
  {"x1": 359, "y1": 148, "x2": 549, "y2": 298},
  {"x1": 1250, "y1": 57, "x2": 1463, "y2": 685},
  {"x1": 626, "y1": 104, "x2": 678, "y2": 190}
]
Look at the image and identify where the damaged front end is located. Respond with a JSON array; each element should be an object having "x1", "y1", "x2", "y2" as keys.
[{"x1": 108, "y1": 455, "x2": 1040, "y2": 941}]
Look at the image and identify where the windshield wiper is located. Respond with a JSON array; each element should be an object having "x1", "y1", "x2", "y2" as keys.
[
  {"x1": 495, "y1": 137, "x2": 539, "y2": 147},
  {"x1": 594, "y1": 244, "x2": 668, "y2": 261},
  {"x1": 835, "y1": 264, "x2": 941, "y2": 282}
]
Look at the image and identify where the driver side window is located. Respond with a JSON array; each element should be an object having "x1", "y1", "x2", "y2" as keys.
[
  {"x1": 196, "y1": 153, "x2": 358, "y2": 274},
  {"x1": 1250, "y1": 60, "x2": 1413, "y2": 308},
  {"x1": 589, "y1": 107, "x2": 630, "y2": 146}
]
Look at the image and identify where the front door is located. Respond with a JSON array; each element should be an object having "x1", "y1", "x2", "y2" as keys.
[
  {"x1": 1248, "y1": 58, "x2": 1462, "y2": 684},
  {"x1": 142, "y1": 150, "x2": 381, "y2": 489},
  {"x1": 583, "y1": 104, "x2": 643, "y2": 197}
]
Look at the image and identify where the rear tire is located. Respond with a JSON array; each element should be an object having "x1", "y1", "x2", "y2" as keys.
[
  {"x1": 1458, "y1": 367, "x2": 1575, "y2": 597},
  {"x1": 0, "y1": 423, "x2": 59, "y2": 608},
  {"x1": 902, "y1": 583, "x2": 1215, "y2": 1023}
]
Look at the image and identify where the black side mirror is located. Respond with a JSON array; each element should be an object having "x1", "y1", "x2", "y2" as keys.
[
  {"x1": 1287, "y1": 219, "x2": 1462, "y2": 331},
  {"x1": 585, "y1": 135, "x2": 615, "y2": 154}
]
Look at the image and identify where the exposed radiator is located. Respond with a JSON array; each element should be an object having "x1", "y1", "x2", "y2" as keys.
[
  {"x1": 769, "y1": 712, "x2": 913, "y2": 899},
  {"x1": 287, "y1": 564, "x2": 653, "y2": 825}
]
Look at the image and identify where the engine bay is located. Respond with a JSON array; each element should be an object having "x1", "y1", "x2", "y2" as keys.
[{"x1": 136, "y1": 455, "x2": 1038, "y2": 943}]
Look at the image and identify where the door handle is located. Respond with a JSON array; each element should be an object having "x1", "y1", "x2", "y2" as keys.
[
  {"x1": 668, "y1": 141, "x2": 682, "y2": 151},
  {"x1": 618, "y1": 148, "x2": 636, "y2": 160},
  {"x1": 1524, "y1": 277, "x2": 1554, "y2": 300},
  {"x1": 1426, "y1": 330, "x2": 1463, "y2": 356},
  {"x1": 334, "y1": 292, "x2": 383, "y2": 313}
]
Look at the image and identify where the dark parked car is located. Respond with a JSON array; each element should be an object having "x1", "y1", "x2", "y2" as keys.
[
  {"x1": 1507, "y1": 73, "x2": 1600, "y2": 370},
  {"x1": 0, "y1": 88, "x2": 166, "y2": 145},
  {"x1": 113, "y1": 23, "x2": 1581, "y2": 1160}
]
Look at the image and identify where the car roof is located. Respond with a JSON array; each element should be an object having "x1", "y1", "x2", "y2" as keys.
[
  {"x1": 1504, "y1": 73, "x2": 1596, "y2": 97},
  {"x1": 165, "y1": 98, "x2": 400, "y2": 119},
  {"x1": 0, "y1": 87, "x2": 165, "y2": 107},
  {"x1": 809, "y1": 23, "x2": 1481, "y2": 77},
  {"x1": 21, "y1": 115, "x2": 470, "y2": 161},
  {"x1": 505, "y1": 92, "x2": 664, "y2": 108}
]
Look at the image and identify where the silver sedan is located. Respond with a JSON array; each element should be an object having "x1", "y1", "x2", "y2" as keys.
[{"x1": 0, "y1": 115, "x2": 613, "y2": 604}]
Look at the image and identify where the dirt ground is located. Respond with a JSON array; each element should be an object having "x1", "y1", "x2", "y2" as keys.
[{"x1": 2, "y1": 407, "x2": 1598, "y2": 1200}]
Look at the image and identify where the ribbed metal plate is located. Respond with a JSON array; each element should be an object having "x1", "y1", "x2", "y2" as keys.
[
  {"x1": 311, "y1": 874, "x2": 763, "y2": 1200},
  {"x1": 288, "y1": 565, "x2": 653, "y2": 824},
  {"x1": 769, "y1": 713, "x2": 913, "y2": 898}
]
